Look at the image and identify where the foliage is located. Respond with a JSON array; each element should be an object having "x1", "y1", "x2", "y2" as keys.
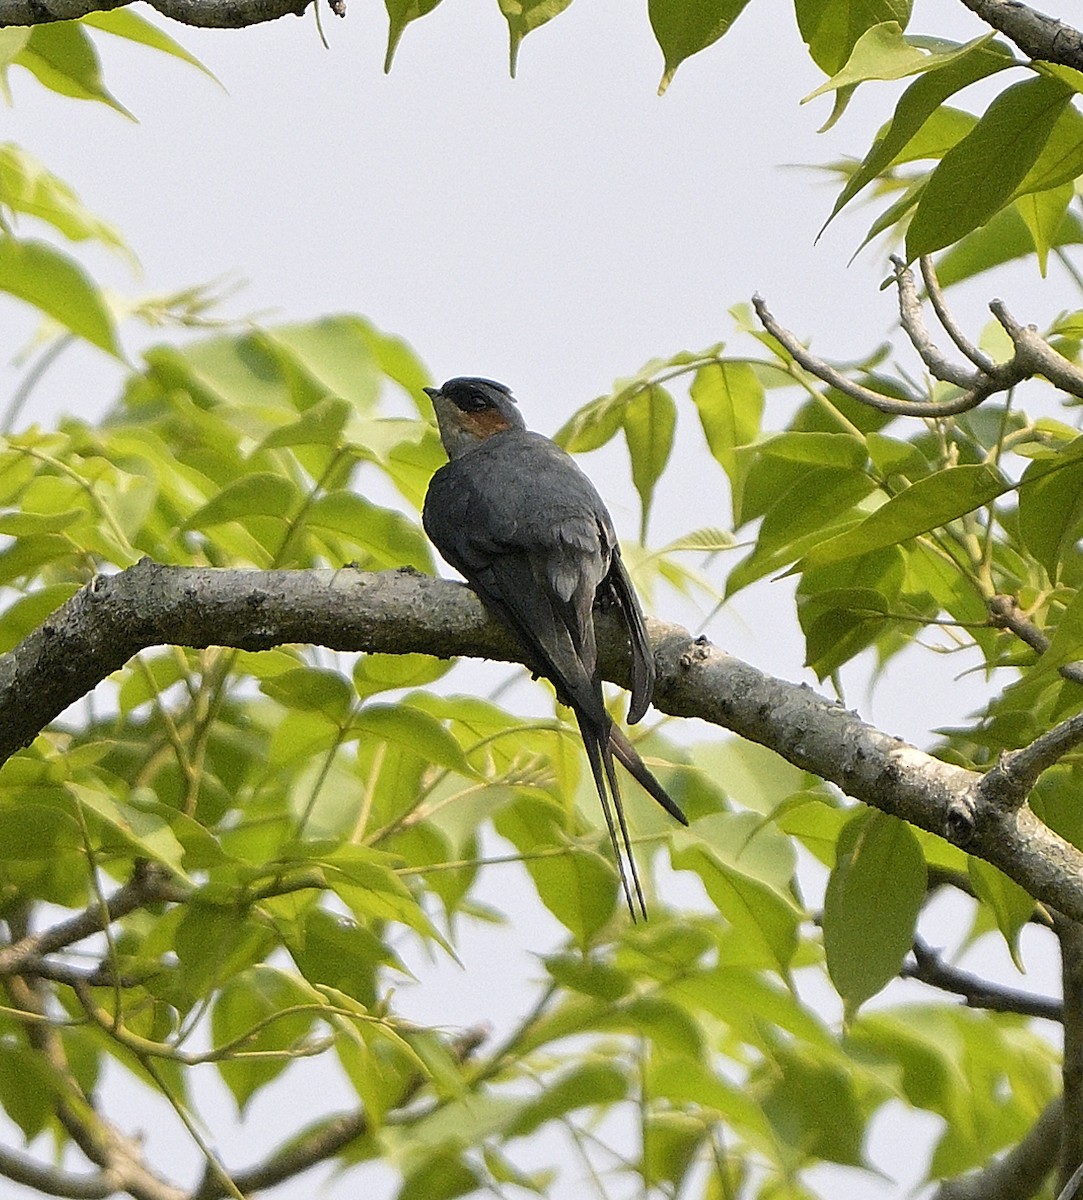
[{"x1": 2, "y1": 1, "x2": 1083, "y2": 1199}]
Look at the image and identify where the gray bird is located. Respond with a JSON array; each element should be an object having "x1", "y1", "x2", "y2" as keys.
[{"x1": 421, "y1": 377, "x2": 688, "y2": 920}]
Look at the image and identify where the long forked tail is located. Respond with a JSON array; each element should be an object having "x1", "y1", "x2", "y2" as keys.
[
  {"x1": 609, "y1": 725, "x2": 688, "y2": 827},
  {"x1": 576, "y1": 715, "x2": 688, "y2": 921},
  {"x1": 576, "y1": 714, "x2": 647, "y2": 922}
]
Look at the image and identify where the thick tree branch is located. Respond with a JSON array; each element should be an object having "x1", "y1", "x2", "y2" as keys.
[
  {"x1": 0, "y1": 0, "x2": 315, "y2": 28},
  {"x1": 4, "y1": 561, "x2": 1083, "y2": 925},
  {"x1": 934, "y1": 1096, "x2": 1063, "y2": 1200},
  {"x1": 959, "y1": 0, "x2": 1083, "y2": 72}
]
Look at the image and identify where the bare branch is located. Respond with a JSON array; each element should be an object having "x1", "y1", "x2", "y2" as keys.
[
  {"x1": 988, "y1": 594, "x2": 1083, "y2": 688},
  {"x1": 934, "y1": 1096, "x2": 1062, "y2": 1200},
  {"x1": 0, "y1": 1143, "x2": 115, "y2": 1200},
  {"x1": 0, "y1": 863, "x2": 184, "y2": 977},
  {"x1": 904, "y1": 936, "x2": 1062, "y2": 1020},
  {"x1": 921, "y1": 256, "x2": 996, "y2": 373},
  {"x1": 991, "y1": 298, "x2": 1083, "y2": 399},
  {"x1": 4, "y1": 968, "x2": 185, "y2": 1200},
  {"x1": 893, "y1": 257, "x2": 978, "y2": 387},
  {"x1": 754, "y1": 260, "x2": 1083, "y2": 419},
  {"x1": 982, "y1": 711, "x2": 1083, "y2": 811},
  {"x1": 1060, "y1": 920, "x2": 1083, "y2": 1191},
  {"x1": 753, "y1": 292, "x2": 994, "y2": 416},
  {"x1": 959, "y1": 0, "x2": 1083, "y2": 72}
]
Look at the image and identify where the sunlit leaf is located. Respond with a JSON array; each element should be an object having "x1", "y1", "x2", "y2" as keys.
[
  {"x1": 823, "y1": 809, "x2": 925, "y2": 1016},
  {"x1": 649, "y1": 0, "x2": 752, "y2": 93},
  {"x1": 906, "y1": 75, "x2": 1073, "y2": 258},
  {"x1": 497, "y1": 0, "x2": 573, "y2": 76},
  {"x1": 14, "y1": 23, "x2": 132, "y2": 115},
  {"x1": 0, "y1": 235, "x2": 119, "y2": 355}
]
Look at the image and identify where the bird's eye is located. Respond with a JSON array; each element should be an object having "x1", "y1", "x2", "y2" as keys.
[{"x1": 457, "y1": 390, "x2": 491, "y2": 413}]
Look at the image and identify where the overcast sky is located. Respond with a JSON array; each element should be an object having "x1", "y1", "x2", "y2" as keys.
[{"x1": 3, "y1": 0, "x2": 1073, "y2": 1196}]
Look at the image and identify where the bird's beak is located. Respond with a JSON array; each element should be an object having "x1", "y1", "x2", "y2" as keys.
[{"x1": 422, "y1": 386, "x2": 440, "y2": 400}]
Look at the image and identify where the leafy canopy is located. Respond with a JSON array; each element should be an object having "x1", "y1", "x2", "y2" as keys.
[{"x1": 1, "y1": 1, "x2": 1082, "y2": 1198}]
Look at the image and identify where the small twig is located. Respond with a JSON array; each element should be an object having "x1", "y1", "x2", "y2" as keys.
[
  {"x1": 904, "y1": 937, "x2": 1062, "y2": 1020},
  {"x1": 920, "y1": 257, "x2": 995, "y2": 372},
  {"x1": 752, "y1": 294, "x2": 993, "y2": 417},
  {"x1": 0, "y1": 863, "x2": 186, "y2": 977},
  {"x1": 754, "y1": 258, "x2": 1083, "y2": 419},
  {"x1": 191, "y1": 1026, "x2": 487, "y2": 1200},
  {"x1": 982, "y1": 711, "x2": 1083, "y2": 810},
  {"x1": 893, "y1": 257, "x2": 977, "y2": 387},
  {"x1": 0, "y1": 1142, "x2": 114, "y2": 1199},
  {"x1": 989, "y1": 594, "x2": 1083, "y2": 688}
]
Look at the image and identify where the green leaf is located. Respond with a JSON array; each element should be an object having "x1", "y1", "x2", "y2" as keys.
[
  {"x1": 934, "y1": 199, "x2": 1083, "y2": 287},
  {"x1": 1036, "y1": 586, "x2": 1083, "y2": 676},
  {"x1": 762, "y1": 1047, "x2": 867, "y2": 1167},
  {"x1": 544, "y1": 953, "x2": 631, "y2": 1001},
  {"x1": 823, "y1": 809, "x2": 925, "y2": 1016},
  {"x1": 795, "y1": 0, "x2": 913, "y2": 75},
  {"x1": 384, "y1": 0, "x2": 443, "y2": 72},
  {"x1": 968, "y1": 859, "x2": 1033, "y2": 969},
  {"x1": 671, "y1": 812, "x2": 801, "y2": 976},
  {"x1": 184, "y1": 473, "x2": 298, "y2": 529},
  {"x1": 505, "y1": 1061, "x2": 628, "y2": 1137},
  {"x1": 353, "y1": 703, "x2": 474, "y2": 777},
  {"x1": 320, "y1": 843, "x2": 451, "y2": 949},
  {"x1": 353, "y1": 652, "x2": 450, "y2": 697},
  {"x1": 800, "y1": 587, "x2": 896, "y2": 678},
  {"x1": 649, "y1": 0, "x2": 752, "y2": 94},
  {"x1": 497, "y1": 0, "x2": 573, "y2": 76},
  {"x1": 820, "y1": 38, "x2": 1012, "y2": 230},
  {"x1": 0, "y1": 1042, "x2": 66, "y2": 1139},
  {"x1": 80, "y1": 9, "x2": 219, "y2": 82},
  {"x1": 397, "y1": 1151, "x2": 480, "y2": 1200},
  {"x1": 260, "y1": 396, "x2": 352, "y2": 449},
  {"x1": 14, "y1": 23, "x2": 132, "y2": 116},
  {"x1": 494, "y1": 795, "x2": 617, "y2": 942},
  {"x1": 759, "y1": 430, "x2": 868, "y2": 470},
  {"x1": 0, "y1": 584, "x2": 80, "y2": 653},
  {"x1": 0, "y1": 508, "x2": 82, "y2": 535},
  {"x1": 261, "y1": 668, "x2": 354, "y2": 723},
  {"x1": 804, "y1": 25, "x2": 994, "y2": 102},
  {"x1": 67, "y1": 781, "x2": 191, "y2": 879},
  {"x1": 1011, "y1": 99, "x2": 1083, "y2": 198},
  {"x1": 304, "y1": 491, "x2": 432, "y2": 570},
  {"x1": 623, "y1": 383, "x2": 675, "y2": 538},
  {"x1": 797, "y1": 464, "x2": 1009, "y2": 572},
  {"x1": 0, "y1": 143, "x2": 131, "y2": 257},
  {"x1": 0, "y1": 235, "x2": 119, "y2": 355},
  {"x1": 1018, "y1": 447, "x2": 1083, "y2": 579},
  {"x1": 906, "y1": 75, "x2": 1074, "y2": 259},
  {"x1": 690, "y1": 360, "x2": 764, "y2": 484},
  {"x1": 726, "y1": 466, "x2": 879, "y2": 594},
  {"x1": 211, "y1": 965, "x2": 317, "y2": 1112},
  {"x1": 1015, "y1": 183, "x2": 1075, "y2": 275}
]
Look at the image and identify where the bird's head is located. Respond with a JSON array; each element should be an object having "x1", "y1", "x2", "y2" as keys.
[{"x1": 423, "y1": 377, "x2": 526, "y2": 459}]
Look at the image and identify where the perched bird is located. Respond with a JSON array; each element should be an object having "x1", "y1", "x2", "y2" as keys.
[{"x1": 421, "y1": 376, "x2": 688, "y2": 920}]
